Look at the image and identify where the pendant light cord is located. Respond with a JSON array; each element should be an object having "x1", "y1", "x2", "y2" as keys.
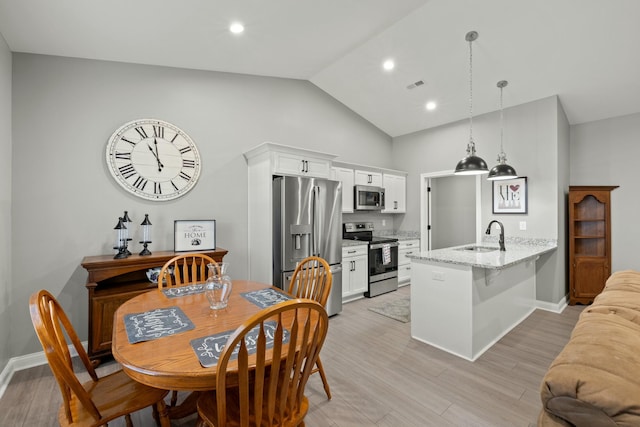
[
  {"x1": 499, "y1": 84, "x2": 504, "y2": 156},
  {"x1": 468, "y1": 37, "x2": 474, "y2": 150}
]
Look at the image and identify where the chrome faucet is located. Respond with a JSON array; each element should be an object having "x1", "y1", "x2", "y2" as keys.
[{"x1": 486, "y1": 220, "x2": 506, "y2": 251}]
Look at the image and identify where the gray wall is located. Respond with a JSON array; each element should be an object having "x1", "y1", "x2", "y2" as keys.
[
  {"x1": 8, "y1": 53, "x2": 392, "y2": 363},
  {"x1": 570, "y1": 112, "x2": 640, "y2": 272},
  {"x1": 0, "y1": 33, "x2": 11, "y2": 371},
  {"x1": 392, "y1": 96, "x2": 567, "y2": 303}
]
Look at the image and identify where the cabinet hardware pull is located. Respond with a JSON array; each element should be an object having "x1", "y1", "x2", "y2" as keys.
[{"x1": 347, "y1": 250, "x2": 356, "y2": 254}]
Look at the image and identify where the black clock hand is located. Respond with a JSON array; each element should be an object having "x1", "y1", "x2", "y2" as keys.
[
  {"x1": 153, "y1": 138, "x2": 164, "y2": 171},
  {"x1": 147, "y1": 140, "x2": 164, "y2": 171}
]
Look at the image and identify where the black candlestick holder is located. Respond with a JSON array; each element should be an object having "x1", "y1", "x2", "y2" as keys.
[
  {"x1": 139, "y1": 240, "x2": 152, "y2": 256},
  {"x1": 114, "y1": 240, "x2": 129, "y2": 259}
]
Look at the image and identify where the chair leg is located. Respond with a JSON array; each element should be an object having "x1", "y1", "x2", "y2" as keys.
[
  {"x1": 125, "y1": 413, "x2": 133, "y2": 427},
  {"x1": 315, "y1": 357, "x2": 331, "y2": 400},
  {"x1": 156, "y1": 399, "x2": 171, "y2": 427},
  {"x1": 170, "y1": 389, "x2": 179, "y2": 406}
]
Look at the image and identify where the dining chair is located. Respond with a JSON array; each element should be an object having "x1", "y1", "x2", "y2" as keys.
[
  {"x1": 196, "y1": 299, "x2": 329, "y2": 427},
  {"x1": 158, "y1": 252, "x2": 220, "y2": 407},
  {"x1": 158, "y1": 252, "x2": 219, "y2": 289},
  {"x1": 287, "y1": 255, "x2": 333, "y2": 399},
  {"x1": 29, "y1": 289, "x2": 170, "y2": 427}
]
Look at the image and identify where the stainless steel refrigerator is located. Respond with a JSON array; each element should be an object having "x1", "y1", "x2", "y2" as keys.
[{"x1": 273, "y1": 176, "x2": 343, "y2": 316}]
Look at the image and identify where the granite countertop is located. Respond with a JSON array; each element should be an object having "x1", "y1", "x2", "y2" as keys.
[
  {"x1": 375, "y1": 231, "x2": 420, "y2": 241},
  {"x1": 406, "y1": 238, "x2": 557, "y2": 270}
]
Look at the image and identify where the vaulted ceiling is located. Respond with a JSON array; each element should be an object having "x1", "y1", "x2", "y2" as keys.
[{"x1": 1, "y1": 0, "x2": 638, "y2": 137}]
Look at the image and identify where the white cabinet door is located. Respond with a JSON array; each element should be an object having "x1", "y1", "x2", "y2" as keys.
[
  {"x1": 342, "y1": 245, "x2": 368, "y2": 299},
  {"x1": 398, "y1": 239, "x2": 419, "y2": 284},
  {"x1": 273, "y1": 152, "x2": 331, "y2": 178},
  {"x1": 350, "y1": 255, "x2": 368, "y2": 294},
  {"x1": 382, "y1": 174, "x2": 406, "y2": 213},
  {"x1": 354, "y1": 170, "x2": 382, "y2": 187},
  {"x1": 331, "y1": 167, "x2": 354, "y2": 213}
]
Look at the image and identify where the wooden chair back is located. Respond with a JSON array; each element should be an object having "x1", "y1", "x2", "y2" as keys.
[
  {"x1": 30, "y1": 290, "x2": 103, "y2": 423},
  {"x1": 287, "y1": 256, "x2": 333, "y2": 306},
  {"x1": 198, "y1": 299, "x2": 329, "y2": 427},
  {"x1": 158, "y1": 252, "x2": 218, "y2": 289}
]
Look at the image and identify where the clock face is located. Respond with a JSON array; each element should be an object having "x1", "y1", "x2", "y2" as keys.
[{"x1": 106, "y1": 119, "x2": 201, "y2": 201}]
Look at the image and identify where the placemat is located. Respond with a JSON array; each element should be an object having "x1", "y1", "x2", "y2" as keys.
[
  {"x1": 190, "y1": 321, "x2": 290, "y2": 368},
  {"x1": 240, "y1": 288, "x2": 292, "y2": 309},
  {"x1": 161, "y1": 284, "x2": 205, "y2": 298},
  {"x1": 124, "y1": 306, "x2": 195, "y2": 344}
]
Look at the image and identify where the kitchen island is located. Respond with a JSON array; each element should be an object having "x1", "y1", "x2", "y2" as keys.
[{"x1": 407, "y1": 239, "x2": 556, "y2": 361}]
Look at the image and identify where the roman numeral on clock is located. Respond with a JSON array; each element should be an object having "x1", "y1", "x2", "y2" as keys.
[
  {"x1": 179, "y1": 146, "x2": 192, "y2": 154},
  {"x1": 118, "y1": 164, "x2": 136, "y2": 179},
  {"x1": 182, "y1": 159, "x2": 196, "y2": 168},
  {"x1": 115, "y1": 151, "x2": 131, "y2": 160},
  {"x1": 154, "y1": 182, "x2": 162, "y2": 194},
  {"x1": 133, "y1": 176, "x2": 148, "y2": 191},
  {"x1": 121, "y1": 137, "x2": 136, "y2": 146},
  {"x1": 135, "y1": 126, "x2": 148, "y2": 139},
  {"x1": 153, "y1": 125, "x2": 164, "y2": 138},
  {"x1": 179, "y1": 171, "x2": 192, "y2": 181}
]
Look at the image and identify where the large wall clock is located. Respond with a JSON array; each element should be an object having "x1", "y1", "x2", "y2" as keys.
[{"x1": 106, "y1": 119, "x2": 201, "y2": 201}]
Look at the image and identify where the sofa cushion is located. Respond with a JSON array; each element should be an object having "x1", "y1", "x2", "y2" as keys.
[{"x1": 540, "y1": 271, "x2": 640, "y2": 426}]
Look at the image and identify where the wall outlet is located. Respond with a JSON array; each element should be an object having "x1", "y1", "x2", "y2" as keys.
[
  {"x1": 432, "y1": 271, "x2": 445, "y2": 281},
  {"x1": 382, "y1": 219, "x2": 386, "y2": 226},
  {"x1": 519, "y1": 221, "x2": 527, "y2": 230}
]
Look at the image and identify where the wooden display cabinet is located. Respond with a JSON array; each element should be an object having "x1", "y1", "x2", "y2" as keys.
[
  {"x1": 569, "y1": 186, "x2": 617, "y2": 305},
  {"x1": 81, "y1": 248, "x2": 227, "y2": 364}
]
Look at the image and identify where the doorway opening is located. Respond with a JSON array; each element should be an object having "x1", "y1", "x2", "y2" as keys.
[{"x1": 419, "y1": 171, "x2": 482, "y2": 251}]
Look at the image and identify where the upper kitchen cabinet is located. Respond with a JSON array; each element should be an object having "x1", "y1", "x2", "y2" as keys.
[
  {"x1": 331, "y1": 167, "x2": 354, "y2": 213},
  {"x1": 354, "y1": 170, "x2": 383, "y2": 187},
  {"x1": 382, "y1": 173, "x2": 406, "y2": 213},
  {"x1": 244, "y1": 142, "x2": 335, "y2": 179}
]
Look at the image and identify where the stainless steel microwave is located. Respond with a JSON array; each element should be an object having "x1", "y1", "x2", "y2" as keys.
[{"x1": 354, "y1": 185, "x2": 385, "y2": 211}]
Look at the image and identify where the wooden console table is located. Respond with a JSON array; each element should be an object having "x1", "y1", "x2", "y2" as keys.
[{"x1": 81, "y1": 248, "x2": 228, "y2": 364}]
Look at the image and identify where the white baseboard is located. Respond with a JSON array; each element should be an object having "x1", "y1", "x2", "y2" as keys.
[
  {"x1": 536, "y1": 295, "x2": 568, "y2": 313},
  {"x1": 0, "y1": 341, "x2": 86, "y2": 400}
]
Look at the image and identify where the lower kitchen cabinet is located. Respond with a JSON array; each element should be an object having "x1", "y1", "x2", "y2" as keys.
[
  {"x1": 342, "y1": 245, "x2": 368, "y2": 301},
  {"x1": 398, "y1": 239, "x2": 419, "y2": 285}
]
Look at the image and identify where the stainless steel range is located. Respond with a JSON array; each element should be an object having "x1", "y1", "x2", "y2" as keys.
[{"x1": 343, "y1": 222, "x2": 399, "y2": 297}]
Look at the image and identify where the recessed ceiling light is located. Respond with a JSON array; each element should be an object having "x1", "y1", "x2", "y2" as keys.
[
  {"x1": 229, "y1": 22, "x2": 245, "y2": 34},
  {"x1": 426, "y1": 101, "x2": 437, "y2": 111},
  {"x1": 383, "y1": 59, "x2": 395, "y2": 71}
]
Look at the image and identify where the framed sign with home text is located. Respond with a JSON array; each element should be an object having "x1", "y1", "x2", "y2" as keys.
[
  {"x1": 492, "y1": 177, "x2": 527, "y2": 214},
  {"x1": 174, "y1": 220, "x2": 216, "y2": 252}
]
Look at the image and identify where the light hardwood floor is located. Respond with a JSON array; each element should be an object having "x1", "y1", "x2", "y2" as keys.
[{"x1": 0, "y1": 285, "x2": 583, "y2": 426}]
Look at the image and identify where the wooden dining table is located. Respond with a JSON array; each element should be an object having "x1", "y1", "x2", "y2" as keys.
[{"x1": 112, "y1": 279, "x2": 292, "y2": 419}]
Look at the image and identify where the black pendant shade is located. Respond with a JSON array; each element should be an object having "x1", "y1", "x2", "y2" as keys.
[
  {"x1": 455, "y1": 153, "x2": 489, "y2": 175},
  {"x1": 487, "y1": 161, "x2": 517, "y2": 180}
]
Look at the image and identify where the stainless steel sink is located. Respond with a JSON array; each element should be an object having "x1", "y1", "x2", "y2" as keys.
[{"x1": 455, "y1": 245, "x2": 499, "y2": 253}]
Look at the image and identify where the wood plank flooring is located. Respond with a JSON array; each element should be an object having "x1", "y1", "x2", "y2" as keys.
[{"x1": 0, "y1": 285, "x2": 583, "y2": 426}]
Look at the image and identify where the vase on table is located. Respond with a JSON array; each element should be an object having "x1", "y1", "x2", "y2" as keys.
[{"x1": 205, "y1": 263, "x2": 232, "y2": 310}]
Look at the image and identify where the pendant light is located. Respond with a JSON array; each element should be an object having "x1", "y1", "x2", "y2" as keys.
[
  {"x1": 487, "y1": 80, "x2": 518, "y2": 180},
  {"x1": 454, "y1": 31, "x2": 488, "y2": 175}
]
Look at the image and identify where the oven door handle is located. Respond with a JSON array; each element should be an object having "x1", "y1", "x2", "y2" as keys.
[{"x1": 369, "y1": 242, "x2": 399, "y2": 249}]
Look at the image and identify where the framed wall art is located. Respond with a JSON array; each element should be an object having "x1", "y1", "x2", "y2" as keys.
[
  {"x1": 492, "y1": 177, "x2": 528, "y2": 214},
  {"x1": 174, "y1": 220, "x2": 216, "y2": 252}
]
